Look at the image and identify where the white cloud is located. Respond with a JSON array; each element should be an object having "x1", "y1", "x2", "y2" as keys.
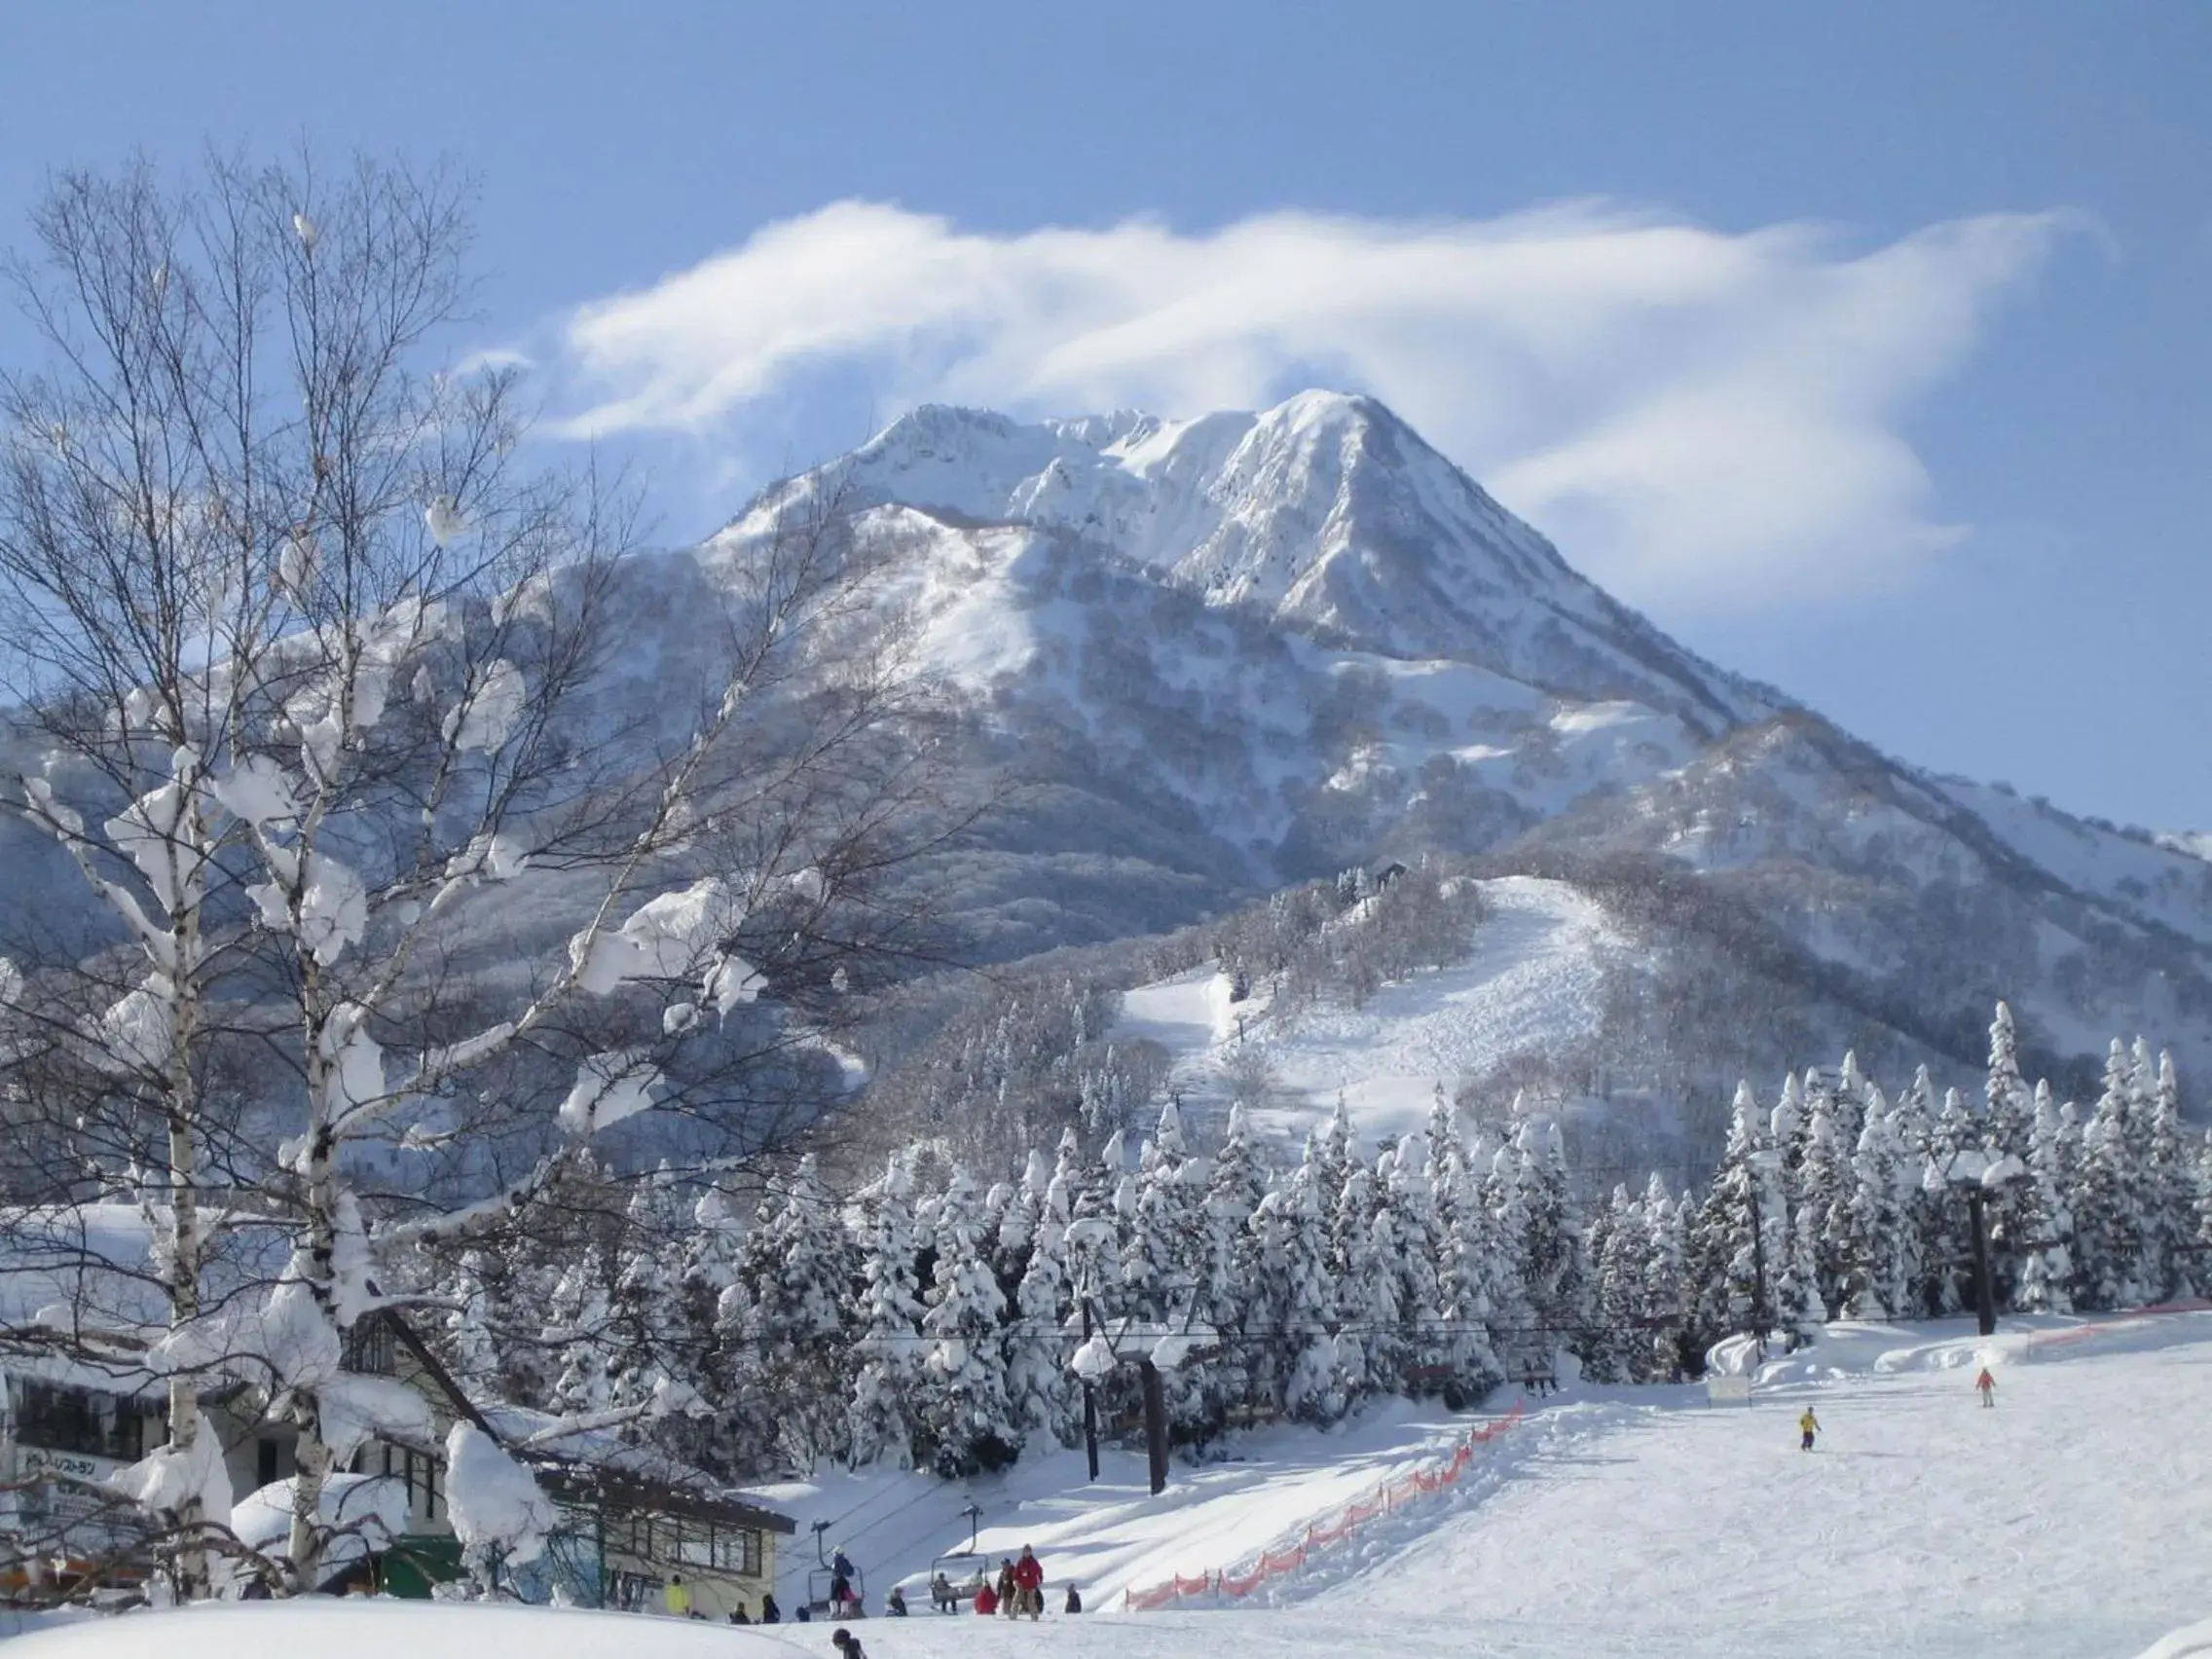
[{"x1": 546, "y1": 200, "x2": 2077, "y2": 612}]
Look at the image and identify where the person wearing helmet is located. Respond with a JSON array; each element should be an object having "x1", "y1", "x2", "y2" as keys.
[{"x1": 1012, "y1": 1545, "x2": 1045, "y2": 1619}]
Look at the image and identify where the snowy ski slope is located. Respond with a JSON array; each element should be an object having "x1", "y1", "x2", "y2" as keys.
[
  {"x1": 1113, "y1": 875, "x2": 1623, "y2": 1148},
  {"x1": 717, "y1": 1308, "x2": 2212, "y2": 1656},
  {"x1": 3, "y1": 1312, "x2": 2207, "y2": 1657}
]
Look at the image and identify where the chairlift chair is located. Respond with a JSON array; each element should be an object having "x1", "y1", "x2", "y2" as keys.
[
  {"x1": 806, "y1": 1520, "x2": 864, "y2": 1618},
  {"x1": 926, "y1": 1503, "x2": 987, "y2": 1611}
]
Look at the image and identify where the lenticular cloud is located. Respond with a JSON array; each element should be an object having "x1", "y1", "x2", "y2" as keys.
[{"x1": 546, "y1": 200, "x2": 2076, "y2": 611}]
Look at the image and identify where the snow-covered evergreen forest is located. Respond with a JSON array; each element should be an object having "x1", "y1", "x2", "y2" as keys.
[{"x1": 426, "y1": 999, "x2": 2207, "y2": 1485}]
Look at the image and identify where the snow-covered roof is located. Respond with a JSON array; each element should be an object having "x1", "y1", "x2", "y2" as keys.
[
  {"x1": 0, "y1": 1205, "x2": 294, "y2": 1400},
  {"x1": 471, "y1": 1402, "x2": 793, "y2": 1534}
]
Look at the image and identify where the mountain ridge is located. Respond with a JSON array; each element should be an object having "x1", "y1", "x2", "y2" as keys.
[{"x1": 702, "y1": 389, "x2": 2212, "y2": 1088}]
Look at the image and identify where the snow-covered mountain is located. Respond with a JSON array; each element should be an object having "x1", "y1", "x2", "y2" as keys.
[{"x1": 709, "y1": 390, "x2": 2212, "y2": 1091}]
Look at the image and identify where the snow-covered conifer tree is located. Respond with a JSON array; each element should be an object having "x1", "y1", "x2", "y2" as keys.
[
  {"x1": 1385, "y1": 1136, "x2": 1446, "y2": 1391},
  {"x1": 2013, "y1": 1081, "x2": 2077, "y2": 1314},
  {"x1": 849, "y1": 1153, "x2": 927, "y2": 1467},
  {"x1": 1688, "y1": 1083, "x2": 1777, "y2": 1349},
  {"x1": 918, "y1": 1168, "x2": 1017, "y2": 1477},
  {"x1": 2142, "y1": 1052, "x2": 2194, "y2": 1301},
  {"x1": 1841, "y1": 1090, "x2": 1916, "y2": 1319},
  {"x1": 2071, "y1": 1045, "x2": 2145, "y2": 1310},
  {"x1": 1201, "y1": 1106, "x2": 1272, "y2": 1419},
  {"x1": 1640, "y1": 1176, "x2": 1689, "y2": 1381},
  {"x1": 1006, "y1": 1172, "x2": 1079, "y2": 1445},
  {"x1": 1792, "y1": 1109, "x2": 1855, "y2": 1320}
]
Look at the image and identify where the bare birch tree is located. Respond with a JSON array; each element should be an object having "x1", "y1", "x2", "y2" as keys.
[{"x1": 0, "y1": 152, "x2": 956, "y2": 1597}]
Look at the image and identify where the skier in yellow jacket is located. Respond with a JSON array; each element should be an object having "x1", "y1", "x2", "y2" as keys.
[{"x1": 1798, "y1": 1410, "x2": 1820, "y2": 1452}]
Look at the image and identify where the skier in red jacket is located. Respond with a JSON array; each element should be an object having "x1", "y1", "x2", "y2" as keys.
[
  {"x1": 1012, "y1": 1546, "x2": 1045, "y2": 1619},
  {"x1": 1974, "y1": 1367, "x2": 1996, "y2": 1407}
]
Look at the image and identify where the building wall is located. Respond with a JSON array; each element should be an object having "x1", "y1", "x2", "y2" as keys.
[{"x1": 599, "y1": 1517, "x2": 778, "y2": 1620}]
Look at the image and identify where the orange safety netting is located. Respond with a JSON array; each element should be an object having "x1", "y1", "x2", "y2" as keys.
[{"x1": 1121, "y1": 1400, "x2": 1526, "y2": 1611}]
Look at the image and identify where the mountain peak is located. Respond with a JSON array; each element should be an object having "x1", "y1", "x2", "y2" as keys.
[{"x1": 720, "y1": 391, "x2": 1775, "y2": 733}]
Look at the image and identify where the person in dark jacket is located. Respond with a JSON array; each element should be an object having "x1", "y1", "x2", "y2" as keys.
[
  {"x1": 759, "y1": 1591, "x2": 782, "y2": 1624},
  {"x1": 1063, "y1": 1585, "x2": 1083, "y2": 1614},
  {"x1": 831, "y1": 1628, "x2": 867, "y2": 1659},
  {"x1": 885, "y1": 1588, "x2": 907, "y2": 1617},
  {"x1": 994, "y1": 1560, "x2": 1017, "y2": 1618}
]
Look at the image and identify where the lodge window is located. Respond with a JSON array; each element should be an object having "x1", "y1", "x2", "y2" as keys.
[
  {"x1": 379, "y1": 1442, "x2": 440, "y2": 1522},
  {"x1": 718, "y1": 1527, "x2": 762, "y2": 1577},
  {"x1": 341, "y1": 1318, "x2": 396, "y2": 1377},
  {"x1": 9, "y1": 1380, "x2": 143, "y2": 1461}
]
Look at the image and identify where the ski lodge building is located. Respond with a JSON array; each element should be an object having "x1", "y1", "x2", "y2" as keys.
[{"x1": 0, "y1": 1205, "x2": 793, "y2": 1613}]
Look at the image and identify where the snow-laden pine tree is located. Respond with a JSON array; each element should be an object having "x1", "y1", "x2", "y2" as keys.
[
  {"x1": 2013, "y1": 1081, "x2": 2077, "y2": 1315},
  {"x1": 1792, "y1": 1109, "x2": 1856, "y2": 1319},
  {"x1": 849, "y1": 1152, "x2": 927, "y2": 1468},
  {"x1": 1200, "y1": 1105, "x2": 1272, "y2": 1421},
  {"x1": 1316, "y1": 1093, "x2": 1356, "y2": 1224},
  {"x1": 607, "y1": 1176, "x2": 690, "y2": 1420},
  {"x1": 1131, "y1": 1100, "x2": 1204, "y2": 1330},
  {"x1": 918, "y1": 1168, "x2": 1017, "y2": 1477},
  {"x1": 1005, "y1": 1172, "x2": 1079, "y2": 1446},
  {"x1": 1832, "y1": 1050, "x2": 1872, "y2": 1155},
  {"x1": 2141, "y1": 1052, "x2": 2194, "y2": 1301},
  {"x1": 1329, "y1": 1161, "x2": 1391, "y2": 1401},
  {"x1": 1385, "y1": 1136, "x2": 1447, "y2": 1393},
  {"x1": 1433, "y1": 1136, "x2": 1514, "y2": 1403},
  {"x1": 1918, "y1": 1088, "x2": 1982, "y2": 1316},
  {"x1": 1688, "y1": 1083, "x2": 1777, "y2": 1350},
  {"x1": 682, "y1": 1186, "x2": 768, "y2": 1476},
  {"x1": 1252, "y1": 1139, "x2": 1342, "y2": 1423},
  {"x1": 2071, "y1": 1046, "x2": 2145, "y2": 1311},
  {"x1": 1580, "y1": 1186, "x2": 1643, "y2": 1383},
  {"x1": 1982, "y1": 1003, "x2": 2039, "y2": 1303},
  {"x1": 1519, "y1": 1116, "x2": 1584, "y2": 1344},
  {"x1": 548, "y1": 1248, "x2": 614, "y2": 1418},
  {"x1": 1640, "y1": 1176, "x2": 1690, "y2": 1381},
  {"x1": 1842, "y1": 1090, "x2": 1917, "y2": 1319},
  {"x1": 737, "y1": 1155, "x2": 859, "y2": 1470}
]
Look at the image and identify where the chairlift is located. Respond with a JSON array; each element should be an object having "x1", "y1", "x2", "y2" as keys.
[
  {"x1": 805, "y1": 1520, "x2": 864, "y2": 1618},
  {"x1": 926, "y1": 1503, "x2": 987, "y2": 1611}
]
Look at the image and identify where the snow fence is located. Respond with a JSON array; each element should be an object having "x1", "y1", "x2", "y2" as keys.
[{"x1": 1122, "y1": 1401, "x2": 1525, "y2": 1611}]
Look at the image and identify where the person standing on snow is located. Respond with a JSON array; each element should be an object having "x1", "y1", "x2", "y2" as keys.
[
  {"x1": 1798, "y1": 1409, "x2": 1820, "y2": 1451},
  {"x1": 1012, "y1": 1545, "x2": 1045, "y2": 1619},
  {"x1": 994, "y1": 1558, "x2": 1017, "y2": 1618},
  {"x1": 665, "y1": 1574, "x2": 692, "y2": 1617},
  {"x1": 1974, "y1": 1368, "x2": 1996, "y2": 1407}
]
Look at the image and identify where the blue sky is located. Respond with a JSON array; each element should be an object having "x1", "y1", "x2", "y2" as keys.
[{"x1": 4, "y1": 1, "x2": 2206, "y2": 828}]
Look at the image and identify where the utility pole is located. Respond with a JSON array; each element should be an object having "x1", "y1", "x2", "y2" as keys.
[
  {"x1": 1080, "y1": 1295, "x2": 1099, "y2": 1482},
  {"x1": 1964, "y1": 1188, "x2": 1998, "y2": 1339},
  {"x1": 1139, "y1": 1361, "x2": 1169, "y2": 1496}
]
